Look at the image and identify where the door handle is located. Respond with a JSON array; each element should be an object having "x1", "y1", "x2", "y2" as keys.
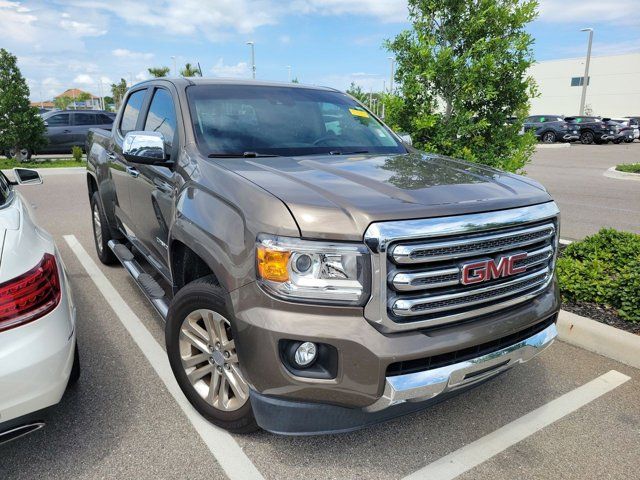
[
  {"x1": 63, "y1": 129, "x2": 72, "y2": 133},
  {"x1": 126, "y1": 166, "x2": 140, "y2": 178}
]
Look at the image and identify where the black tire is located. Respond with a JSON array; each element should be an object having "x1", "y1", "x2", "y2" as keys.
[
  {"x1": 68, "y1": 342, "x2": 81, "y2": 386},
  {"x1": 166, "y1": 275, "x2": 258, "y2": 434},
  {"x1": 580, "y1": 130, "x2": 595, "y2": 145},
  {"x1": 613, "y1": 138, "x2": 623, "y2": 144},
  {"x1": 90, "y1": 191, "x2": 118, "y2": 265},
  {"x1": 541, "y1": 131, "x2": 556, "y2": 143}
]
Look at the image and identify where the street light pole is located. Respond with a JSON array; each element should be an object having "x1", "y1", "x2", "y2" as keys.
[
  {"x1": 247, "y1": 41, "x2": 256, "y2": 79},
  {"x1": 579, "y1": 28, "x2": 593, "y2": 115},
  {"x1": 286, "y1": 65, "x2": 292, "y2": 82},
  {"x1": 388, "y1": 56, "x2": 395, "y2": 94},
  {"x1": 171, "y1": 56, "x2": 177, "y2": 77}
]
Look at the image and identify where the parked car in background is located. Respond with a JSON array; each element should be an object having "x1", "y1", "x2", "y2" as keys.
[
  {"x1": 565, "y1": 116, "x2": 616, "y2": 144},
  {"x1": 611, "y1": 118, "x2": 639, "y2": 143},
  {"x1": 38, "y1": 110, "x2": 115, "y2": 155},
  {"x1": 0, "y1": 168, "x2": 79, "y2": 446},
  {"x1": 523, "y1": 115, "x2": 579, "y2": 143}
]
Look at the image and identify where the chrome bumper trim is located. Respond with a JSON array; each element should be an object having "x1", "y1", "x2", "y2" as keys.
[{"x1": 364, "y1": 322, "x2": 557, "y2": 412}]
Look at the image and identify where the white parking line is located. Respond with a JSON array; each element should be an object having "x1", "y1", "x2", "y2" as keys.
[
  {"x1": 403, "y1": 369, "x2": 630, "y2": 480},
  {"x1": 63, "y1": 235, "x2": 264, "y2": 480}
]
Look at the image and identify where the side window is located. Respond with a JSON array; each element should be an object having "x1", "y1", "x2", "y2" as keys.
[
  {"x1": 144, "y1": 89, "x2": 177, "y2": 146},
  {"x1": 120, "y1": 89, "x2": 147, "y2": 135},
  {"x1": 74, "y1": 113, "x2": 96, "y2": 126},
  {"x1": 46, "y1": 113, "x2": 70, "y2": 126},
  {"x1": 539, "y1": 116, "x2": 546, "y2": 123},
  {"x1": 98, "y1": 114, "x2": 114, "y2": 125}
]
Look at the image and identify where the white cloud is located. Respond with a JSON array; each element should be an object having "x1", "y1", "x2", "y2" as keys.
[
  {"x1": 293, "y1": 0, "x2": 408, "y2": 23},
  {"x1": 319, "y1": 72, "x2": 385, "y2": 92},
  {"x1": 135, "y1": 71, "x2": 149, "y2": 81},
  {"x1": 112, "y1": 48, "x2": 155, "y2": 60},
  {"x1": 73, "y1": 74, "x2": 94, "y2": 84},
  {"x1": 211, "y1": 58, "x2": 250, "y2": 78},
  {"x1": 279, "y1": 34, "x2": 291, "y2": 44},
  {"x1": 59, "y1": 19, "x2": 106, "y2": 36},
  {"x1": 538, "y1": 0, "x2": 640, "y2": 26}
]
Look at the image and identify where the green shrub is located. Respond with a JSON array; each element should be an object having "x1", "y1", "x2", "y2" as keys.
[
  {"x1": 557, "y1": 228, "x2": 640, "y2": 322},
  {"x1": 71, "y1": 146, "x2": 83, "y2": 162},
  {"x1": 616, "y1": 163, "x2": 640, "y2": 174}
]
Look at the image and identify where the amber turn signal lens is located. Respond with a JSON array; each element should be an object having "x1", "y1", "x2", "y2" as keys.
[{"x1": 257, "y1": 246, "x2": 291, "y2": 282}]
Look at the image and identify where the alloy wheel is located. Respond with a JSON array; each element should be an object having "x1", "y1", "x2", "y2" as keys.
[
  {"x1": 542, "y1": 132, "x2": 555, "y2": 143},
  {"x1": 178, "y1": 309, "x2": 249, "y2": 412},
  {"x1": 581, "y1": 131, "x2": 594, "y2": 144}
]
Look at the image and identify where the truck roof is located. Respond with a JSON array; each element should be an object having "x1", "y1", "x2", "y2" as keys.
[{"x1": 132, "y1": 77, "x2": 340, "y2": 92}]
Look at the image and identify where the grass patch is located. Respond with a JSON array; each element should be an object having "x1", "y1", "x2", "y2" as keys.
[
  {"x1": 557, "y1": 228, "x2": 640, "y2": 322},
  {"x1": 0, "y1": 158, "x2": 85, "y2": 169},
  {"x1": 616, "y1": 163, "x2": 640, "y2": 174}
]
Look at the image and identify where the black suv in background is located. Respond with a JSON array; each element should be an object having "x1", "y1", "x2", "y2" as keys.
[
  {"x1": 565, "y1": 116, "x2": 616, "y2": 145},
  {"x1": 523, "y1": 115, "x2": 579, "y2": 143},
  {"x1": 40, "y1": 110, "x2": 115, "y2": 154}
]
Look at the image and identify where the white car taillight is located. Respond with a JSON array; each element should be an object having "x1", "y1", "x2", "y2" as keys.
[{"x1": 0, "y1": 254, "x2": 61, "y2": 332}]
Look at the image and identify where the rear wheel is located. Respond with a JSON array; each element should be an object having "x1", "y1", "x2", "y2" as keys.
[
  {"x1": 90, "y1": 192, "x2": 117, "y2": 265},
  {"x1": 541, "y1": 131, "x2": 556, "y2": 143},
  {"x1": 580, "y1": 130, "x2": 595, "y2": 144},
  {"x1": 166, "y1": 276, "x2": 257, "y2": 433}
]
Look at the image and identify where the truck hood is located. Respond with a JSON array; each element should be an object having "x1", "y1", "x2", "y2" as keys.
[{"x1": 216, "y1": 152, "x2": 552, "y2": 241}]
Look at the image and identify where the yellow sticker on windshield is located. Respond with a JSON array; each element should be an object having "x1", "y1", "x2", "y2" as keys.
[{"x1": 349, "y1": 108, "x2": 370, "y2": 118}]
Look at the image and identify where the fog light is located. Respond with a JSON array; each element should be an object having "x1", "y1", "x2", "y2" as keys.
[{"x1": 294, "y1": 342, "x2": 317, "y2": 367}]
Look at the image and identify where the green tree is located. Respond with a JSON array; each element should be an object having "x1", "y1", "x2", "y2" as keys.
[
  {"x1": 110, "y1": 78, "x2": 128, "y2": 108},
  {"x1": 180, "y1": 63, "x2": 201, "y2": 77},
  {"x1": 148, "y1": 66, "x2": 170, "y2": 77},
  {"x1": 346, "y1": 82, "x2": 368, "y2": 104},
  {"x1": 0, "y1": 49, "x2": 46, "y2": 160},
  {"x1": 291, "y1": 77, "x2": 299, "y2": 84},
  {"x1": 54, "y1": 95, "x2": 73, "y2": 110},
  {"x1": 386, "y1": 0, "x2": 539, "y2": 172},
  {"x1": 76, "y1": 91, "x2": 92, "y2": 108}
]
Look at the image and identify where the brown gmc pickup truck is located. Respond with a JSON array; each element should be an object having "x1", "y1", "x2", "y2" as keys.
[{"x1": 86, "y1": 78, "x2": 560, "y2": 435}]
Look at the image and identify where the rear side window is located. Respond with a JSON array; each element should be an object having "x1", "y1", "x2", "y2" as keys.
[
  {"x1": 46, "y1": 113, "x2": 70, "y2": 126},
  {"x1": 74, "y1": 113, "x2": 96, "y2": 126},
  {"x1": 98, "y1": 114, "x2": 114, "y2": 125},
  {"x1": 120, "y1": 90, "x2": 146, "y2": 135},
  {"x1": 144, "y1": 89, "x2": 177, "y2": 146}
]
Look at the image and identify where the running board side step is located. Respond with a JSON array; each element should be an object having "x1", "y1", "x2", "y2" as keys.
[{"x1": 108, "y1": 240, "x2": 169, "y2": 319}]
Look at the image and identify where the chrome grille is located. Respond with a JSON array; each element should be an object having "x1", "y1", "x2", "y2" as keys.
[{"x1": 364, "y1": 203, "x2": 560, "y2": 332}]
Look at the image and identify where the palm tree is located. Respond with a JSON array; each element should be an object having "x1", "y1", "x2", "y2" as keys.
[
  {"x1": 180, "y1": 63, "x2": 201, "y2": 77},
  {"x1": 148, "y1": 66, "x2": 170, "y2": 78}
]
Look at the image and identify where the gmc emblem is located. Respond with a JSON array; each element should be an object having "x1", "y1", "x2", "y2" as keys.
[{"x1": 460, "y1": 253, "x2": 528, "y2": 285}]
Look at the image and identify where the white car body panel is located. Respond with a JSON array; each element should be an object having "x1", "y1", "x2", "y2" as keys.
[{"x1": 0, "y1": 187, "x2": 76, "y2": 427}]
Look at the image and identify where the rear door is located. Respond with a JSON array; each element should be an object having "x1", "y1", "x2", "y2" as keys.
[
  {"x1": 71, "y1": 112, "x2": 97, "y2": 148},
  {"x1": 129, "y1": 86, "x2": 178, "y2": 275},
  {"x1": 109, "y1": 88, "x2": 149, "y2": 235},
  {"x1": 44, "y1": 112, "x2": 73, "y2": 151}
]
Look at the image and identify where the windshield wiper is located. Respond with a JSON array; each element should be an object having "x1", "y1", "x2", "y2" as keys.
[
  {"x1": 207, "y1": 152, "x2": 280, "y2": 158},
  {"x1": 328, "y1": 150, "x2": 370, "y2": 155}
]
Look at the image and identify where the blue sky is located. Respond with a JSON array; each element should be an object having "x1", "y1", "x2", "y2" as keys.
[{"x1": 2, "y1": 0, "x2": 638, "y2": 102}]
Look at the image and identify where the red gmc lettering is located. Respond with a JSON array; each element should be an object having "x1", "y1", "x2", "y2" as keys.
[{"x1": 461, "y1": 253, "x2": 528, "y2": 285}]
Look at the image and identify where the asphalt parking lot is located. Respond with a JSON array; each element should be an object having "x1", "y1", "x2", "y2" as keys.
[
  {"x1": 0, "y1": 169, "x2": 638, "y2": 480},
  {"x1": 527, "y1": 142, "x2": 640, "y2": 240}
]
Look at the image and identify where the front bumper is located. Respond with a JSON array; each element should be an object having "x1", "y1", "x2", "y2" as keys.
[
  {"x1": 0, "y1": 261, "x2": 77, "y2": 426},
  {"x1": 250, "y1": 321, "x2": 557, "y2": 434},
  {"x1": 231, "y1": 276, "x2": 560, "y2": 414}
]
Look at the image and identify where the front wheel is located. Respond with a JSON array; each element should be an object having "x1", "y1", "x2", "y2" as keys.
[
  {"x1": 541, "y1": 131, "x2": 556, "y2": 143},
  {"x1": 580, "y1": 131, "x2": 595, "y2": 144},
  {"x1": 166, "y1": 276, "x2": 257, "y2": 433}
]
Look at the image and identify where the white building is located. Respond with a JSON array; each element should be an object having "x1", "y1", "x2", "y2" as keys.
[{"x1": 528, "y1": 52, "x2": 640, "y2": 118}]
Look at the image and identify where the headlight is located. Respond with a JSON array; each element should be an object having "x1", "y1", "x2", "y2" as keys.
[{"x1": 256, "y1": 234, "x2": 370, "y2": 305}]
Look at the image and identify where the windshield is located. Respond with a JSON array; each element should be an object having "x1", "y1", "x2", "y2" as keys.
[{"x1": 187, "y1": 85, "x2": 406, "y2": 157}]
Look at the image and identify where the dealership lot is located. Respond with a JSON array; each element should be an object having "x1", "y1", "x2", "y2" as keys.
[
  {"x1": 0, "y1": 170, "x2": 638, "y2": 480},
  {"x1": 527, "y1": 142, "x2": 640, "y2": 240}
]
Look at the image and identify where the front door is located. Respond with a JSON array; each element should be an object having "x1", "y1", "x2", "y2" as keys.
[
  {"x1": 71, "y1": 112, "x2": 97, "y2": 148},
  {"x1": 129, "y1": 87, "x2": 177, "y2": 277}
]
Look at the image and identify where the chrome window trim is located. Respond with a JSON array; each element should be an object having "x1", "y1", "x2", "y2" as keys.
[{"x1": 363, "y1": 202, "x2": 560, "y2": 332}]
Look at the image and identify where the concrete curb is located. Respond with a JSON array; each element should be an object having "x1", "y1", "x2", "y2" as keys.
[
  {"x1": 557, "y1": 310, "x2": 640, "y2": 369},
  {"x1": 535, "y1": 143, "x2": 571, "y2": 149},
  {"x1": 604, "y1": 166, "x2": 640, "y2": 182}
]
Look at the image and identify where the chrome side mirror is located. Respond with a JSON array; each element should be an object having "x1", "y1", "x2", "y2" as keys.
[
  {"x1": 122, "y1": 131, "x2": 167, "y2": 165},
  {"x1": 13, "y1": 168, "x2": 43, "y2": 185},
  {"x1": 398, "y1": 133, "x2": 413, "y2": 146}
]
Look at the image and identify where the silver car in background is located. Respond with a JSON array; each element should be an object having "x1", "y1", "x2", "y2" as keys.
[{"x1": 0, "y1": 168, "x2": 79, "y2": 445}]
